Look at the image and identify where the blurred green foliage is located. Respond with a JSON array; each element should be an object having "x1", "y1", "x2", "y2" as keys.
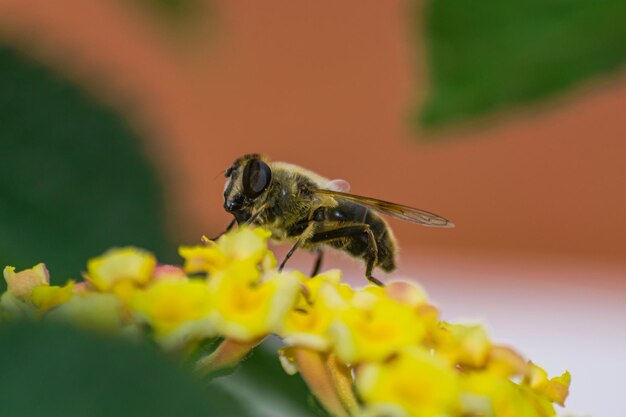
[
  {"x1": 223, "y1": 339, "x2": 330, "y2": 417},
  {"x1": 0, "y1": 321, "x2": 248, "y2": 417},
  {"x1": 140, "y1": 0, "x2": 204, "y2": 23},
  {"x1": 419, "y1": 0, "x2": 626, "y2": 127},
  {"x1": 0, "y1": 46, "x2": 174, "y2": 289}
]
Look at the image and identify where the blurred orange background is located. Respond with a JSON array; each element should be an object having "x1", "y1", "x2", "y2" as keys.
[
  {"x1": 1, "y1": 0, "x2": 624, "y2": 415},
  {"x1": 2, "y1": 0, "x2": 625, "y2": 262}
]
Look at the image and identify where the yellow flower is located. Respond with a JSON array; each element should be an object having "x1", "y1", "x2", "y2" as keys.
[
  {"x1": 86, "y1": 247, "x2": 156, "y2": 291},
  {"x1": 178, "y1": 245, "x2": 224, "y2": 275},
  {"x1": 332, "y1": 288, "x2": 426, "y2": 363},
  {"x1": 218, "y1": 226, "x2": 272, "y2": 261},
  {"x1": 130, "y1": 279, "x2": 215, "y2": 349},
  {"x1": 485, "y1": 345, "x2": 529, "y2": 378},
  {"x1": 356, "y1": 347, "x2": 459, "y2": 417},
  {"x1": 0, "y1": 225, "x2": 573, "y2": 417},
  {"x1": 281, "y1": 271, "x2": 352, "y2": 351},
  {"x1": 385, "y1": 280, "x2": 441, "y2": 345},
  {"x1": 210, "y1": 268, "x2": 300, "y2": 342},
  {"x1": 179, "y1": 226, "x2": 273, "y2": 275},
  {"x1": 3, "y1": 263, "x2": 49, "y2": 301},
  {"x1": 524, "y1": 362, "x2": 571, "y2": 406},
  {"x1": 461, "y1": 372, "x2": 555, "y2": 417},
  {"x1": 435, "y1": 322, "x2": 491, "y2": 368},
  {"x1": 31, "y1": 281, "x2": 75, "y2": 313},
  {"x1": 296, "y1": 269, "x2": 344, "y2": 300}
]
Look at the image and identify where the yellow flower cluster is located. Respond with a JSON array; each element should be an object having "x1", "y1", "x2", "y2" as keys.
[{"x1": 0, "y1": 226, "x2": 570, "y2": 417}]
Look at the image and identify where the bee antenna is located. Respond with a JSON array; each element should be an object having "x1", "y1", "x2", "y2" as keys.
[{"x1": 213, "y1": 170, "x2": 225, "y2": 180}]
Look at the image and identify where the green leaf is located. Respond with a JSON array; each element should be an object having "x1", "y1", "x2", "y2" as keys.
[
  {"x1": 0, "y1": 321, "x2": 249, "y2": 417},
  {"x1": 418, "y1": 0, "x2": 626, "y2": 128},
  {"x1": 0, "y1": 45, "x2": 174, "y2": 289}
]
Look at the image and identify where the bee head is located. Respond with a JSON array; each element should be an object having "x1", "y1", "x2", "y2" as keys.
[{"x1": 223, "y1": 154, "x2": 272, "y2": 223}]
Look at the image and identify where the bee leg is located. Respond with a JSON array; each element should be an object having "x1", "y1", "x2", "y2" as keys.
[
  {"x1": 279, "y1": 222, "x2": 317, "y2": 272},
  {"x1": 278, "y1": 240, "x2": 300, "y2": 272},
  {"x1": 310, "y1": 225, "x2": 384, "y2": 286},
  {"x1": 363, "y1": 229, "x2": 383, "y2": 286},
  {"x1": 310, "y1": 249, "x2": 324, "y2": 276},
  {"x1": 209, "y1": 218, "x2": 236, "y2": 241},
  {"x1": 365, "y1": 258, "x2": 384, "y2": 287}
]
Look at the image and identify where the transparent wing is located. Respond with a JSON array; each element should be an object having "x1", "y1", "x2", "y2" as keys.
[
  {"x1": 313, "y1": 188, "x2": 454, "y2": 228},
  {"x1": 323, "y1": 179, "x2": 351, "y2": 193}
]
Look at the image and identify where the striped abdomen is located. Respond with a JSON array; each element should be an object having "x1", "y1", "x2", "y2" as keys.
[{"x1": 309, "y1": 200, "x2": 396, "y2": 272}]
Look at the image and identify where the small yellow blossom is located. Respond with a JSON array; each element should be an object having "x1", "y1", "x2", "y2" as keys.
[
  {"x1": 218, "y1": 226, "x2": 272, "y2": 260},
  {"x1": 210, "y1": 268, "x2": 300, "y2": 341},
  {"x1": 524, "y1": 362, "x2": 571, "y2": 406},
  {"x1": 436, "y1": 322, "x2": 491, "y2": 368},
  {"x1": 178, "y1": 245, "x2": 223, "y2": 274},
  {"x1": 31, "y1": 281, "x2": 75, "y2": 313},
  {"x1": 130, "y1": 279, "x2": 214, "y2": 340},
  {"x1": 3, "y1": 263, "x2": 49, "y2": 300},
  {"x1": 332, "y1": 289, "x2": 426, "y2": 363},
  {"x1": 357, "y1": 347, "x2": 459, "y2": 417},
  {"x1": 281, "y1": 288, "x2": 339, "y2": 350},
  {"x1": 486, "y1": 345, "x2": 529, "y2": 378},
  {"x1": 86, "y1": 247, "x2": 156, "y2": 291},
  {"x1": 280, "y1": 270, "x2": 352, "y2": 351},
  {"x1": 179, "y1": 227, "x2": 272, "y2": 275},
  {"x1": 297, "y1": 270, "x2": 343, "y2": 298},
  {"x1": 461, "y1": 372, "x2": 554, "y2": 417}
]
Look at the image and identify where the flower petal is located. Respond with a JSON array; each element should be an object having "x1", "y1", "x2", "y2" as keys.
[
  {"x1": 3, "y1": 263, "x2": 49, "y2": 300},
  {"x1": 86, "y1": 247, "x2": 156, "y2": 291}
]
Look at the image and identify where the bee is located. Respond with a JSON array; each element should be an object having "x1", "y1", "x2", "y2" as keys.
[{"x1": 218, "y1": 154, "x2": 454, "y2": 285}]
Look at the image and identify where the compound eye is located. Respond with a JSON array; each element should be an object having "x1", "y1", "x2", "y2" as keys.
[{"x1": 242, "y1": 159, "x2": 271, "y2": 198}]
